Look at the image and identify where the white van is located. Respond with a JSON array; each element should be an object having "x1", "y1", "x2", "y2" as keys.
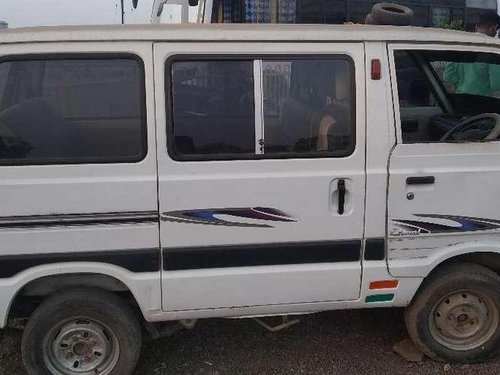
[{"x1": 1, "y1": 24, "x2": 500, "y2": 375}]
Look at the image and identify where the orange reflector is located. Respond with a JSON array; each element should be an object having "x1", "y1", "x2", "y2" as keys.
[
  {"x1": 369, "y1": 280, "x2": 399, "y2": 290},
  {"x1": 371, "y1": 59, "x2": 381, "y2": 80}
]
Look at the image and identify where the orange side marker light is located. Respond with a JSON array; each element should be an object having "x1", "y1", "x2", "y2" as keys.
[{"x1": 369, "y1": 280, "x2": 399, "y2": 290}]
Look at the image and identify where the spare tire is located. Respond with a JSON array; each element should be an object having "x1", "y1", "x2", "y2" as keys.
[
  {"x1": 370, "y1": 3, "x2": 414, "y2": 26},
  {"x1": 365, "y1": 14, "x2": 378, "y2": 25}
]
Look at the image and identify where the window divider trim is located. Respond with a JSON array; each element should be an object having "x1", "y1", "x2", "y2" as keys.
[{"x1": 253, "y1": 59, "x2": 265, "y2": 155}]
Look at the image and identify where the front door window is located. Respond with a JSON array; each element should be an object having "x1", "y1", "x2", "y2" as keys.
[{"x1": 394, "y1": 50, "x2": 500, "y2": 144}]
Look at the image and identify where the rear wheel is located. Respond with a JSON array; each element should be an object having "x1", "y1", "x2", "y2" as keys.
[
  {"x1": 405, "y1": 263, "x2": 500, "y2": 363},
  {"x1": 22, "y1": 288, "x2": 142, "y2": 375}
]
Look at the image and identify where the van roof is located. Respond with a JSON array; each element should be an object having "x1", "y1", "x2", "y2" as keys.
[{"x1": 0, "y1": 24, "x2": 498, "y2": 46}]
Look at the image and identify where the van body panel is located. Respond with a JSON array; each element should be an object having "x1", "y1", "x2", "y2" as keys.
[{"x1": 0, "y1": 41, "x2": 161, "y2": 326}]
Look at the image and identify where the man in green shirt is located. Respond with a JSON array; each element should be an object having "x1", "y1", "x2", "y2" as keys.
[{"x1": 443, "y1": 11, "x2": 500, "y2": 98}]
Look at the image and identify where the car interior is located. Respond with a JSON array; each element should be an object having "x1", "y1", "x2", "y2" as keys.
[{"x1": 264, "y1": 59, "x2": 353, "y2": 155}]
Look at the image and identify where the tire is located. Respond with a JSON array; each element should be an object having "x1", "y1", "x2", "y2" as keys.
[
  {"x1": 370, "y1": 3, "x2": 414, "y2": 26},
  {"x1": 405, "y1": 263, "x2": 500, "y2": 363},
  {"x1": 365, "y1": 14, "x2": 378, "y2": 25},
  {"x1": 22, "y1": 288, "x2": 142, "y2": 375}
]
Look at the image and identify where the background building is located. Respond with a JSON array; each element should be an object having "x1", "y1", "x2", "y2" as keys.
[
  {"x1": 210, "y1": 0, "x2": 498, "y2": 30},
  {"x1": 0, "y1": 22, "x2": 8, "y2": 29}
]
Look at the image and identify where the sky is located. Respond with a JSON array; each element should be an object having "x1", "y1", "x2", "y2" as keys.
[
  {"x1": 2, "y1": 0, "x2": 152, "y2": 28},
  {"x1": 2, "y1": 0, "x2": 500, "y2": 28}
]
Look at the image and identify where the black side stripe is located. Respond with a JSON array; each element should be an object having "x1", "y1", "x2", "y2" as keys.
[
  {"x1": 163, "y1": 240, "x2": 362, "y2": 271},
  {"x1": 0, "y1": 211, "x2": 158, "y2": 229},
  {"x1": 0, "y1": 249, "x2": 160, "y2": 278},
  {"x1": 364, "y1": 238, "x2": 385, "y2": 261}
]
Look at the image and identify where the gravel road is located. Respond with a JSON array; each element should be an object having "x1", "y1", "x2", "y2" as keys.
[{"x1": 1, "y1": 308, "x2": 499, "y2": 375}]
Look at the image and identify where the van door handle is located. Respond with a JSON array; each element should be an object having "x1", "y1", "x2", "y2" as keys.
[
  {"x1": 406, "y1": 176, "x2": 435, "y2": 185},
  {"x1": 337, "y1": 179, "x2": 346, "y2": 215}
]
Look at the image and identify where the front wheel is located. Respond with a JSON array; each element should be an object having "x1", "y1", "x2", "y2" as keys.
[
  {"x1": 405, "y1": 263, "x2": 500, "y2": 363},
  {"x1": 22, "y1": 288, "x2": 142, "y2": 375}
]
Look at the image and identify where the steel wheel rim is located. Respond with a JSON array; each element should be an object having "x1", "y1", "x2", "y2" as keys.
[
  {"x1": 43, "y1": 317, "x2": 120, "y2": 375},
  {"x1": 429, "y1": 290, "x2": 499, "y2": 351}
]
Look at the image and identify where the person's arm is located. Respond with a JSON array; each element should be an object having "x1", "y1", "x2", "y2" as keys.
[
  {"x1": 489, "y1": 64, "x2": 500, "y2": 92},
  {"x1": 316, "y1": 114, "x2": 335, "y2": 151}
]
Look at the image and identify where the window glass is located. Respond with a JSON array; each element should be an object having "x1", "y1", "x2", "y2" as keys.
[
  {"x1": 394, "y1": 50, "x2": 500, "y2": 144},
  {"x1": 0, "y1": 63, "x2": 8, "y2": 107},
  {"x1": 0, "y1": 57, "x2": 145, "y2": 164},
  {"x1": 262, "y1": 59, "x2": 354, "y2": 155},
  {"x1": 170, "y1": 60, "x2": 255, "y2": 157},
  {"x1": 395, "y1": 52, "x2": 439, "y2": 108}
]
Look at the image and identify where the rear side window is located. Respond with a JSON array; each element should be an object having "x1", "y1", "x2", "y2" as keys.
[
  {"x1": 168, "y1": 57, "x2": 355, "y2": 160},
  {"x1": 170, "y1": 60, "x2": 255, "y2": 156},
  {"x1": 0, "y1": 56, "x2": 146, "y2": 164},
  {"x1": 262, "y1": 59, "x2": 354, "y2": 155}
]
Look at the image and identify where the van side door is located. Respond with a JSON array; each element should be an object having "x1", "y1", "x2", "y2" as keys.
[{"x1": 154, "y1": 42, "x2": 367, "y2": 313}]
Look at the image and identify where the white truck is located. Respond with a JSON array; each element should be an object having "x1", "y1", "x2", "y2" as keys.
[{"x1": 0, "y1": 23, "x2": 499, "y2": 375}]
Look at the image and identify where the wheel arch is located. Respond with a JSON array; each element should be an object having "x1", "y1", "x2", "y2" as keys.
[
  {"x1": 1, "y1": 262, "x2": 160, "y2": 328},
  {"x1": 408, "y1": 251, "x2": 500, "y2": 306}
]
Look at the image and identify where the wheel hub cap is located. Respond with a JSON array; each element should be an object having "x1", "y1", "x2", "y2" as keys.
[
  {"x1": 44, "y1": 318, "x2": 120, "y2": 375},
  {"x1": 430, "y1": 291, "x2": 499, "y2": 351}
]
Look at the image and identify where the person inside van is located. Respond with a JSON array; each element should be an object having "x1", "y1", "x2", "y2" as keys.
[
  {"x1": 443, "y1": 11, "x2": 500, "y2": 98},
  {"x1": 314, "y1": 63, "x2": 351, "y2": 152},
  {"x1": 278, "y1": 61, "x2": 351, "y2": 153}
]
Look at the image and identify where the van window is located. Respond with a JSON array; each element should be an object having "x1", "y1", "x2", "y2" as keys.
[
  {"x1": 0, "y1": 57, "x2": 146, "y2": 164},
  {"x1": 262, "y1": 59, "x2": 354, "y2": 155},
  {"x1": 0, "y1": 63, "x2": 8, "y2": 105},
  {"x1": 394, "y1": 50, "x2": 500, "y2": 144},
  {"x1": 169, "y1": 57, "x2": 356, "y2": 160},
  {"x1": 395, "y1": 52, "x2": 439, "y2": 108},
  {"x1": 170, "y1": 60, "x2": 255, "y2": 156}
]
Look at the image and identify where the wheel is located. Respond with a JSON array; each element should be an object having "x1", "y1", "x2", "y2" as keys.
[
  {"x1": 405, "y1": 263, "x2": 500, "y2": 363},
  {"x1": 370, "y1": 3, "x2": 414, "y2": 26},
  {"x1": 22, "y1": 288, "x2": 142, "y2": 375}
]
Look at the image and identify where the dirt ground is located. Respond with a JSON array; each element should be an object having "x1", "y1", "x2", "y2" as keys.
[{"x1": 1, "y1": 308, "x2": 499, "y2": 375}]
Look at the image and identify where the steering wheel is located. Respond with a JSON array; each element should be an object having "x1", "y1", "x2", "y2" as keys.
[{"x1": 440, "y1": 113, "x2": 500, "y2": 142}]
